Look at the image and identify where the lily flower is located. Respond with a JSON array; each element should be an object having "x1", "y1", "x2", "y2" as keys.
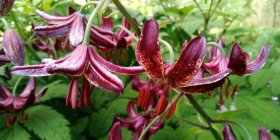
[
  {"x1": 34, "y1": 9, "x2": 85, "y2": 46},
  {"x1": 109, "y1": 100, "x2": 164, "y2": 140},
  {"x1": 135, "y1": 19, "x2": 232, "y2": 117},
  {"x1": 2, "y1": 29, "x2": 25, "y2": 66},
  {"x1": 259, "y1": 127, "x2": 272, "y2": 140},
  {"x1": 0, "y1": 78, "x2": 47, "y2": 125},
  {"x1": 12, "y1": 45, "x2": 145, "y2": 108}
]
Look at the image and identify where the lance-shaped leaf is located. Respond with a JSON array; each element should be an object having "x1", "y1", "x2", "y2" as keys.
[
  {"x1": 136, "y1": 19, "x2": 164, "y2": 78},
  {"x1": 167, "y1": 36, "x2": 206, "y2": 87},
  {"x1": 3, "y1": 29, "x2": 25, "y2": 65}
]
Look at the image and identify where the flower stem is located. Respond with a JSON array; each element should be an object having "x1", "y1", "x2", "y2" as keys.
[
  {"x1": 139, "y1": 92, "x2": 184, "y2": 140},
  {"x1": 12, "y1": 76, "x2": 24, "y2": 96},
  {"x1": 159, "y1": 39, "x2": 174, "y2": 63},
  {"x1": 79, "y1": 1, "x2": 98, "y2": 13},
  {"x1": 207, "y1": 42, "x2": 225, "y2": 55},
  {"x1": 82, "y1": 0, "x2": 107, "y2": 45},
  {"x1": 185, "y1": 94, "x2": 222, "y2": 140},
  {"x1": 111, "y1": 0, "x2": 140, "y2": 37}
]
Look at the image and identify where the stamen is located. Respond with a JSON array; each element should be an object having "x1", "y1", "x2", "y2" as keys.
[
  {"x1": 219, "y1": 86, "x2": 224, "y2": 105},
  {"x1": 231, "y1": 85, "x2": 238, "y2": 97},
  {"x1": 165, "y1": 102, "x2": 177, "y2": 120},
  {"x1": 225, "y1": 78, "x2": 231, "y2": 98},
  {"x1": 155, "y1": 95, "x2": 167, "y2": 115}
]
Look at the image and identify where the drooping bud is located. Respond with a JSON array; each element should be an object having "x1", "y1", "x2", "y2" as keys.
[
  {"x1": 0, "y1": 0, "x2": 14, "y2": 16},
  {"x1": 3, "y1": 29, "x2": 25, "y2": 65},
  {"x1": 223, "y1": 124, "x2": 237, "y2": 140}
]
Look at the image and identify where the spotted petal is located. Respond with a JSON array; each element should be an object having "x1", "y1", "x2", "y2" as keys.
[
  {"x1": 244, "y1": 45, "x2": 270, "y2": 75},
  {"x1": 167, "y1": 36, "x2": 206, "y2": 87},
  {"x1": 136, "y1": 19, "x2": 164, "y2": 78}
]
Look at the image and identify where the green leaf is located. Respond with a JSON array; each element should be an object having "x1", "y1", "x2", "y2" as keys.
[
  {"x1": 37, "y1": 81, "x2": 68, "y2": 102},
  {"x1": 71, "y1": 117, "x2": 89, "y2": 139},
  {"x1": 24, "y1": 105, "x2": 71, "y2": 140},
  {"x1": 249, "y1": 69, "x2": 273, "y2": 92},
  {"x1": 0, "y1": 124, "x2": 31, "y2": 140},
  {"x1": 89, "y1": 107, "x2": 114, "y2": 138},
  {"x1": 151, "y1": 126, "x2": 179, "y2": 140}
]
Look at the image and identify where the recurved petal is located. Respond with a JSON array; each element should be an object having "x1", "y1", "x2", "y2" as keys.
[
  {"x1": 101, "y1": 16, "x2": 113, "y2": 31},
  {"x1": 90, "y1": 27, "x2": 117, "y2": 48},
  {"x1": 136, "y1": 19, "x2": 164, "y2": 78},
  {"x1": 203, "y1": 56, "x2": 229, "y2": 74},
  {"x1": 109, "y1": 122, "x2": 122, "y2": 140},
  {"x1": 34, "y1": 17, "x2": 74, "y2": 37},
  {"x1": 0, "y1": 85, "x2": 12, "y2": 98},
  {"x1": 259, "y1": 127, "x2": 272, "y2": 140},
  {"x1": 46, "y1": 45, "x2": 88, "y2": 76},
  {"x1": 0, "y1": 55, "x2": 10, "y2": 65},
  {"x1": 210, "y1": 40, "x2": 225, "y2": 59},
  {"x1": 35, "y1": 87, "x2": 48, "y2": 100},
  {"x1": 36, "y1": 9, "x2": 76, "y2": 24},
  {"x1": 223, "y1": 124, "x2": 237, "y2": 140},
  {"x1": 3, "y1": 29, "x2": 25, "y2": 65},
  {"x1": 117, "y1": 18, "x2": 131, "y2": 37},
  {"x1": 228, "y1": 43, "x2": 247, "y2": 75},
  {"x1": 12, "y1": 64, "x2": 51, "y2": 76},
  {"x1": 69, "y1": 14, "x2": 85, "y2": 46},
  {"x1": 180, "y1": 69, "x2": 231, "y2": 94},
  {"x1": 90, "y1": 48, "x2": 145, "y2": 75},
  {"x1": 86, "y1": 55, "x2": 124, "y2": 93},
  {"x1": 167, "y1": 36, "x2": 206, "y2": 87},
  {"x1": 244, "y1": 45, "x2": 270, "y2": 75},
  {"x1": 19, "y1": 78, "x2": 36, "y2": 98},
  {"x1": 127, "y1": 100, "x2": 138, "y2": 118}
]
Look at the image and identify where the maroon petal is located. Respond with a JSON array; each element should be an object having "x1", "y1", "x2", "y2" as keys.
[
  {"x1": 0, "y1": 0, "x2": 14, "y2": 16},
  {"x1": 136, "y1": 19, "x2": 164, "y2": 78},
  {"x1": 12, "y1": 64, "x2": 51, "y2": 76},
  {"x1": 34, "y1": 17, "x2": 74, "y2": 37},
  {"x1": 80, "y1": 78, "x2": 93, "y2": 107},
  {"x1": 244, "y1": 45, "x2": 270, "y2": 75},
  {"x1": 180, "y1": 69, "x2": 231, "y2": 94},
  {"x1": 167, "y1": 36, "x2": 206, "y2": 87},
  {"x1": 66, "y1": 79, "x2": 79, "y2": 109},
  {"x1": 117, "y1": 17, "x2": 131, "y2": 37},
  {"x1": 223, "y1": 124, "x2": 237, "y2": 140},
  {"x1": 69, "y1": 14, "x2": 85, "y2": 46},
  {"x1": 228, "y1": 43, "x2": 247, "y2": 75},
  {"x1": 87, "y1": 53, "x2": 124, "y2": 93},
  {"x1": 92, "y1": 25, "x2": 114, "y2": 35},
  {"x1": 19, "y1": 78, "x2": 36, "y2": 98},
  {"x1": 35, "y1": 87, "x2": 48, "y2": 100},
  {"x1": 0, "y1": 55, "x2": 10, "y2": 65},
  {"x1": 90, "y1": 48, "x2": 145, "y2": 74},
  {"x1": 36, "y1": 10, "x2": 76, "y2": 24},
  {"x1": 149, "y1": 119, "x2": 164, "y2": 134},
  {"x1": 46, "y1": 45, "x2": 88, "y2": 76},
  {"x1": 127, "y1": 100, "x2": 138, "y2": 118},
  {"x1": 209, "y1": 40, "x2": 225, "y2": 59},
  {"x1": 101, "y1": 16, "x2": 113, "y2": 31},
  {"x1": 0, "y1": 85, "x2": 12, "y2": 98},
  {"x1": 258, "y1": 127, "x2": 272, "y2": 140},
  {"x1": 90, "y1": 27, "x2": 117, "y2": 48},
  {"x1": 203, "y1": 56, "x2": 229, "y2": 74},
  {"x1": 109, "y1": 122, "x2": 122, "y2": 140},
  {"x1": 3, "y1": 29, "x2": 25, "y2": 65}
]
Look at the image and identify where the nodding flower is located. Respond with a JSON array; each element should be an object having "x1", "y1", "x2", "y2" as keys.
[{"x1": 0, "y1": 78, "x2": 47, "y2": 126}]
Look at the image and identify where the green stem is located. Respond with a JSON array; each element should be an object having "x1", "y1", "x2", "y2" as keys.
[
  {"x1": 82, "y1": 0, "x2": 107, "y2": 45},
  {"x1": 10, "y1": 11, "x2": 25, "y2": 39},
  {"x1": 207, "y1": 42, "x2": 225, "y2": 55},
  {"x1": 112, "y1": 0, "x2": 140, "y2": 37},
  {"x1": 159, "y1": 39, "x2": 174, "y2": 63},
  {"x1": 12, "y1": 77, "x2": 24, "y2": 96},
  {"x1": 79, "y1": 1, "x2": 98, "y2": 13},
  {"x1": 185, "y1": 94, "x2": 222, "y2": 140},
  {"x1": 272, "y1": 0, "x2": 277, "y2": 27},
  {"x1": 139, "y1": 92, "x2": 184, "y2": 140}
]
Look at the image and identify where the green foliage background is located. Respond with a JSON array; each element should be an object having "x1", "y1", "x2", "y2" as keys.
[{"x1": 0, "y1": 0, "x2": 280, "y2": 139}]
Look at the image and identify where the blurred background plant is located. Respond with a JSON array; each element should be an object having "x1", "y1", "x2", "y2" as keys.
[{"x1": 0, "y1": 0, "x2": 279, "y2": 140}]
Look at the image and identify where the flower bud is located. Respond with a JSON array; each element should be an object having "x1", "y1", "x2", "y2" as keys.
[
  {"x1": 223, "y1": 124, "x2": 237, "y2": 140},
  {"x1": 259, "y1": 127, "x2": 271, "y2": 140},
  {"x1": 0, "y1": 0, "x2": 14, "y2": 16},
  {"x1": 3, "y1": 29, "x2": 25, "y2": 65}
]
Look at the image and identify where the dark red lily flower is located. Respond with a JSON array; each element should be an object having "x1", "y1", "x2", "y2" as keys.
[
  {"x1": 0, "y1": 78, "x2": 47, "y2": 126},
  {"x1": 136, "y1": 19, "x2": 231, "y2": 117},
  {"x1": 12, "y1": 45, "x2": 145, "y2": 108},
  {"x1": 2, "y1": 29, "x2": 25, "y2": 66},
  {"x1": 223, "y1": 124, "x2": 237, "y2": 140},
  {"x1": 259, "y1": 127, "x2": 272, "y2": 140},
  {"x1": 0, "y1": 0, "x2": 14, "y2": 16},
  {"x1": 109, "y1": 100, "x2": 164, "y2": 140},
  {"x1": 34, "y1": 9, "x2": 85, "y2": 46}
]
